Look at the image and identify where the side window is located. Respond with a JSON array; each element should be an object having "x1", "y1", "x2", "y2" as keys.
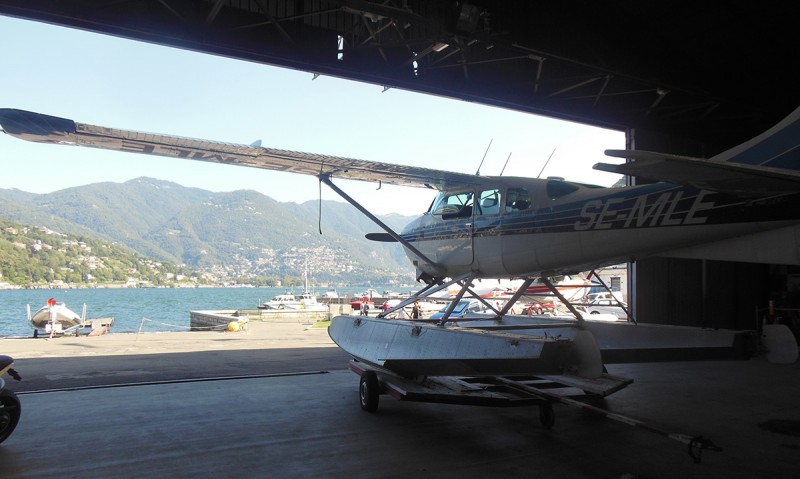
[
  {"x1": 546, "y1": 180, "x2": 579, "y2": 200},
  {"x1": 431, "y1": 191, "x2": 474, "y2": 218},
  {"x1": 477, "y1": 189, "x2": 501, "y2": 215},
  {"x1": 505, "y1": 187, "x2": 531, "y2": 212}
]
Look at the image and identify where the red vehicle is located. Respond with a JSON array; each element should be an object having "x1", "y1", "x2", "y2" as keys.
[
  {"x1": 521, "y1": 301, "x2": 555, "y2": 315},
  {"x1": 350, "y1": 296, "x2": 373, "y2": 314}
]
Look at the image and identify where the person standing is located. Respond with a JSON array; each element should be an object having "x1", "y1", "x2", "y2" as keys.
[{"x1": 411, "y1": 300, "x2": 422, "y2": 319}]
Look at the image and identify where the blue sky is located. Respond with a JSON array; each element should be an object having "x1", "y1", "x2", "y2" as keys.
[{"x1": 0, "y1": 15, "x2": 624, "y2": 215}]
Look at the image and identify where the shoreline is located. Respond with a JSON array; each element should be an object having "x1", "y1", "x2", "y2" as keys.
[{"x1": 2, "y1": 319, "x2": 338, "y2": 360}]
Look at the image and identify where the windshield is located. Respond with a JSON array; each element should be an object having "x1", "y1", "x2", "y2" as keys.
[{"x1": 430, "y1": 191, "x2": 474, "y2": 217}]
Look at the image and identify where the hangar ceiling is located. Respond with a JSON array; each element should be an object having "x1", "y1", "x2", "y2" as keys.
[{"x1": 0, "y1": 0, "x2": 797, "y2": 154}]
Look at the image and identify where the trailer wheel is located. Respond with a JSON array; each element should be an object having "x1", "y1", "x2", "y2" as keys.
[
  {"x1": 359, "y1": 371, "x2": 380, "y2": 412},
  {"x1": 539, "y1": 403, "x2": 555, "y2": 429}
]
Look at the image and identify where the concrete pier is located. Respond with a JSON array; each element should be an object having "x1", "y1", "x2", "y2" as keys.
[{"x1": 189, "y1": 304, "x2": 352, "y2": 331}]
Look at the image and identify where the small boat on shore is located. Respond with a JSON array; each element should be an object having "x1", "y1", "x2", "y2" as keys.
[
  {"x1": 28, "y1": 299, "x2": 85, "y2": 333},
  {"x1": 27, "y1": 298, "x2": 114, "y2": 337}
]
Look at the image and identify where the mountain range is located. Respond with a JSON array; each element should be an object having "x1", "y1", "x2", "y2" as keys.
[{"x1": 0, "y1": 177, "x2": 418, "y2": 285}]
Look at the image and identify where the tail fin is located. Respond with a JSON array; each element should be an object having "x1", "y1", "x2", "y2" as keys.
[{"x1": 711, "y1": 105, "x2": 800, "y2": 169}]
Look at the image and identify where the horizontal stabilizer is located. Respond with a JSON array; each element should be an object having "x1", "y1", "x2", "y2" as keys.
[
  {"x1": 596, "y1": 150, "x2": 800, "y2": 196},
  {"x1": 597, "y1": 105, "x2": 800, "y2": 196}
]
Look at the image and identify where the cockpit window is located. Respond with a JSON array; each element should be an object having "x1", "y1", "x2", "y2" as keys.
[
  {"x1": 477, "y1": 189, "x2": 501, "y2": 215},
  {"x1": 505, "y1": 187, "x2": 532, "y2": 212},
  {"x1": 546, "y1": 180, "x2": 579, "y2": 200},
  {"x1": 431, "y1": 191, "x2": 474, "y2": 218}
]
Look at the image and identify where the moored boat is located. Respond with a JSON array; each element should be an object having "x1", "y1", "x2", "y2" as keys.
[
  {"x1": 261, "y1": 292, "x2": 328, "y2": 311},
  {"x1": 28, "y1": 299, "x2": 85, "y2": 332},
  {"x1": 27, "y1": 298, "x2": 114, "y2": 337}
]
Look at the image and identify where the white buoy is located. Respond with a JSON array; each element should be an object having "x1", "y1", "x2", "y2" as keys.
[
  {"x1": 762, "y1": 324, "x2": 798, "y2": 364},
  {"x1": 573, "y1": 329, "x2": 604, "y2": 378}
]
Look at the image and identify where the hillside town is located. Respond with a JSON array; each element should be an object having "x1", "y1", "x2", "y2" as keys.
[{"x1": 1, "y1": 221, "x2": 413, "y2": 290}]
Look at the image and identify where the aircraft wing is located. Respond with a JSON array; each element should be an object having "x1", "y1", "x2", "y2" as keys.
[
  {"x1": 0, "y1": 108, "x2": 491, "y2": 191},
  {"x1": 595, "y1": 149, "x2": 800, "y2": 196}
]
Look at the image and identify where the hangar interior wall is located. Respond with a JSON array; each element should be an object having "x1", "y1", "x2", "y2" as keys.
[
  {"x1": 635, "y1": 258, "x2": 768, "y2": 330},
  {"x1": 629, "y1": 127, "x2": 773, "y2": 331}
]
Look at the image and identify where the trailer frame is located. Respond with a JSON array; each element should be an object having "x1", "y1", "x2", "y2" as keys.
[{"x1": 348, "y1": 359, "x2": 721, "y2": 463}]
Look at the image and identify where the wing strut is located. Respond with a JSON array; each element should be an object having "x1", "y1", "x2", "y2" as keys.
[
  {"x1": 586, "y1": 270, "x2": 635, "y2": 324},
  {"x1": 437, "y1": 275, "x2": 517, "y2": 325},
  {"x1": 541, "y1": 277, "x2": 585, "y2": 321},
  {"x1": 318, "y1": 175, "x2": 443, "y2": 277},
  {"x1": 497, "y1": 277, "x2": 536, "y2": 316},
  {"x1": 436, "y1": 274, "x2": 476, "y2": 325},
  {"x1": 377, "y1": 273, "x2": 475, "y2": 318}
]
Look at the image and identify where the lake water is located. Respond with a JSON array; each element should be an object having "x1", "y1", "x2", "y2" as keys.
[{"x1": 0, "y1": 286, "x2": 385, "y2": 337}]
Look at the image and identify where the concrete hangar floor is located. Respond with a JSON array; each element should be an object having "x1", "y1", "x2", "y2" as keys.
[{"x1": 2, "y1": 323, "x2": 798, "y2": 479}]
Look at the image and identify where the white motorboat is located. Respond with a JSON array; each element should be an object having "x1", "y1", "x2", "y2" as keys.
[
  {"x1": 262, "y1": 294, "x2": 300, "y2": 309},
  {"x1": 261, "y1": 293, "x2": 328, "y2": 311},
  {"x1": 28, "y1": 299, "x2": 85, "y2": 332}
]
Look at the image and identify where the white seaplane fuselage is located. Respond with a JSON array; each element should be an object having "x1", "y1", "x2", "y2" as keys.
[{"x1": 401, "y1": 177, "x2": 800, "y2": 280}]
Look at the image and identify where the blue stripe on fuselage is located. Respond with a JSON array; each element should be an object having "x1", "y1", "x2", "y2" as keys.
[{"x1": 401, "y1": 185, "x2": 800, "y2": 243}]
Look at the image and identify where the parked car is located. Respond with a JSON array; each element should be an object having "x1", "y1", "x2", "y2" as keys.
[
  {"x1": 586, "y1": 291, "x2": 624, "y2": 303},
  {"x1": 429, "y1": 298, "x2": 492, "y2": 320},
  {"x1": 585, "y1": 298, "x2": 629, "y2": 320},
  {"x1": 520, "y1": 301, "x2": 556, "y2": 315}
]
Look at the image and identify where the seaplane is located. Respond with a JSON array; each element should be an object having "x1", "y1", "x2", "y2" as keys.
[{"x1": 4, "y1": 105, "x2": 800, "y2": 457}]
